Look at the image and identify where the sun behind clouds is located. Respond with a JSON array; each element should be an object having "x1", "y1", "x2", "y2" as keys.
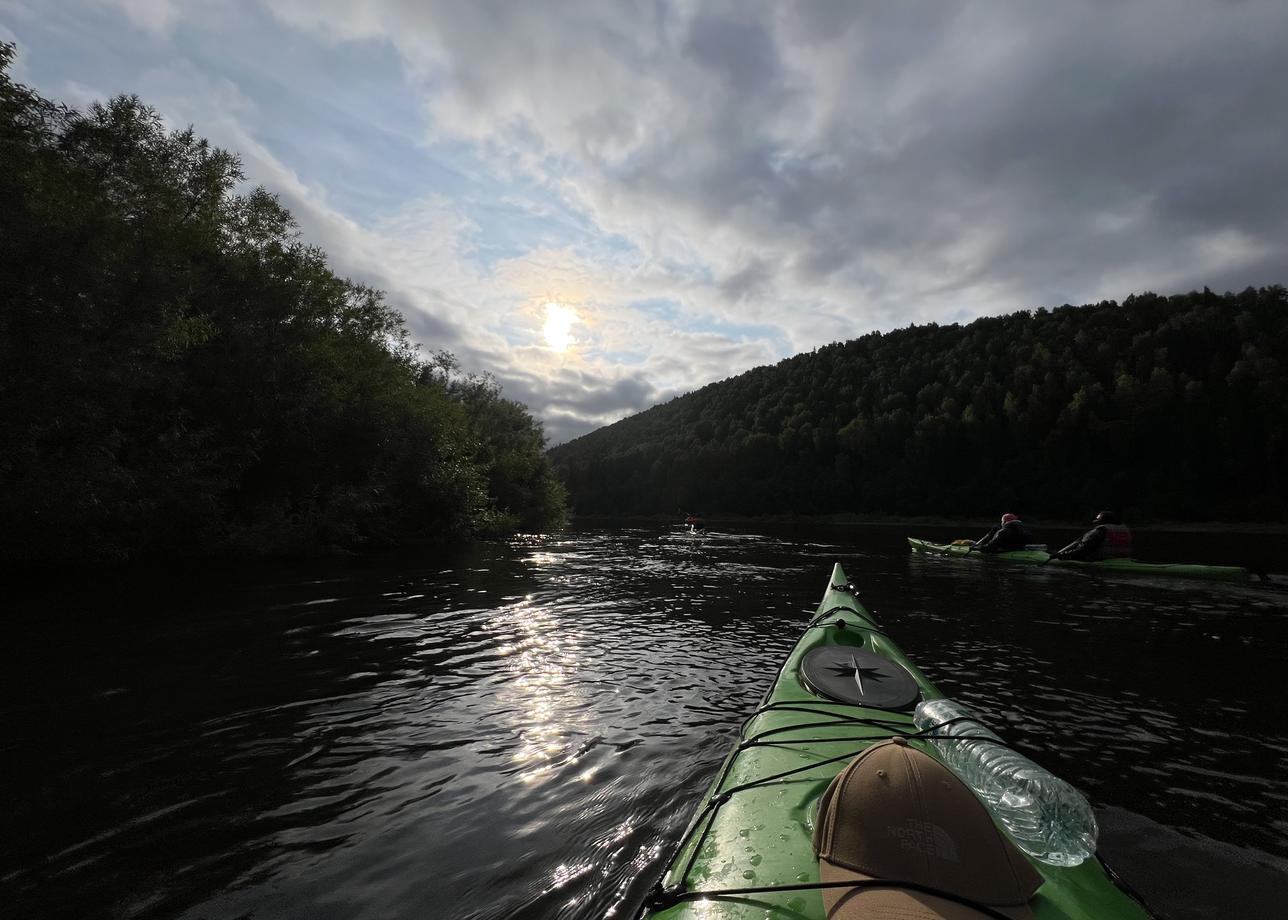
[{"x1": 542, "y1": 302, "x2": 580, "y2": 352}]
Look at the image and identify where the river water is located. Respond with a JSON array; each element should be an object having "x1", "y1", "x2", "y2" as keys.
[{"x1": 4, "y1": 524, "x2": 1288, "y2": 919}]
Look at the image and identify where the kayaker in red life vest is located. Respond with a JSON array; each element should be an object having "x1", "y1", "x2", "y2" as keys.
[
  {"x1": 1052, "y1": 511, "x2": 1133, "y2": 561},
  {"x1": 972, "y1": 513, "x2": 1034, "y2": 553}
]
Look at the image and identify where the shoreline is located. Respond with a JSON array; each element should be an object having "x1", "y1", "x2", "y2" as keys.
[{"x1": 569, "y1": 512, "x2": 1288, "y2": 534}]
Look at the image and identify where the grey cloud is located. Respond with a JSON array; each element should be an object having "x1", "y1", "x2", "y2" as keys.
[
  {"x1": 647, "y1": 333, "x2": 777, "y2": 386},
  {"x1": 489, "y1": 364, "x2": 660, "y2": 446},
  {"x1": 117, "y1": 0, "x2": 1288, "y2": 439},
  {"x1": 396, "y1": 299, "x2": 467, "y2": 350},
  {"x1": 548, "y1": 371, "x2": 656, "y2": 417},
  {"x1": 540, "y1": 413, "x2": 600, "y2": 446},
  {"x1": 718, "y1": 255, "x2": 776, "y2": 301},
  {"x1": 269, "y1": 0, "x2": 1288, "y2": 380},
  {"x1": 267, "y1": 196, "x2": 470, "y2": 348},
  {"x1": 682, "y1": 13, "x2": 782, "y2": 94},
  {"x1": 585, "y1": 4, "x2": 1287, "y2": 316}
]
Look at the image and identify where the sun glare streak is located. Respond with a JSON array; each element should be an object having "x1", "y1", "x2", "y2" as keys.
[
  {"x1": 542, "y1": 302, "x2": 579, "y2": 352},
  {"x1": 493, "y1": 598, "x2": 593, "y2": 787}
]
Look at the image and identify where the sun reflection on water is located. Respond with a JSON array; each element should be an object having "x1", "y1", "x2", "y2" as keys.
[{"x1": 496, "y1": 598, "x2": 591, "y2": 786}]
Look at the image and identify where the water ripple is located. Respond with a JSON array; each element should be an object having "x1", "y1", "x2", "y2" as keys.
[{"x1": 3, "y1": 525, "x2": 1287, "y2": 919}]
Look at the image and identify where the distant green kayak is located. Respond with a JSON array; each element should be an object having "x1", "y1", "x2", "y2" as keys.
[
  {"x1": 639, "y1": 563, "x2": 1152, "y2": 919},
  {"x1": 907, "y1": 537, "x2": 1248, "y2": 582}
]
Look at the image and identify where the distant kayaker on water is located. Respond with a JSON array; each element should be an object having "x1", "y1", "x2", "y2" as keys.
[
  {"x1": 1051, "y1": 511, "x2": 1133, "y2": 561},
  {"x1": 972, "y1": 513, "x2": 1034, "y2": 553}
]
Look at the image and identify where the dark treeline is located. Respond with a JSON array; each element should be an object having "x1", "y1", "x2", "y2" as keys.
[
  {"x1": 551, "y1": 287, "x2": 1287, "y2": 522},
  {"x1": 0, "y1": 46, "x2": 566, "y2": 565}
]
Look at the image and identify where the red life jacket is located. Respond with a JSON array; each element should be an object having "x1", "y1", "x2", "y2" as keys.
[{"x1": 1093, "y1": 524, "x2": 1132, "y2": 560}]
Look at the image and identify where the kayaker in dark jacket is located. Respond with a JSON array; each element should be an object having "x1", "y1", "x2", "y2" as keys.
[
  {"x1": 1052, "y1": 511, "x2": 1133, "y2": 561},
  {"x1": 972, "y1": 513, "x2": 1034, "y2": 553}
]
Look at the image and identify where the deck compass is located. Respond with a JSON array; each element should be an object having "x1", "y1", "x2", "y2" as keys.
[{"x1": 799, "y1": 644, "x2": 920, "y2": 710}]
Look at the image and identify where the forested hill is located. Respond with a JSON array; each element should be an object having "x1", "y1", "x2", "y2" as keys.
[
  {"x1": 0, "y1": 46, "x2": 566, "y2": 565},
  {"x1": 549, "y1": 287, "x2": 1288, "y2": 522}
]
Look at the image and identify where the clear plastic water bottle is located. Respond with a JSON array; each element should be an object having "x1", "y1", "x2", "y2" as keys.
[{"x1": 913, "y1": 698, "x2": 1098, "y2": 867}]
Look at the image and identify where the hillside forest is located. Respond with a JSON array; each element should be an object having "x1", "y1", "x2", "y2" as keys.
[
  {"x1": 0, "y1": 46, "x2": 567, "y2": 565},
  {"x1": 549, "y1": 287, "x2": 1288, "y2": 523}
]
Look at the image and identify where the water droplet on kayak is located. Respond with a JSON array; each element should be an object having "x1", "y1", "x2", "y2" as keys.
[
  {"x1": 742, "y1": 869, "x2": 756, "y2": 880},
  {"x1": 749, "y1": 854, "x2": 762, "y2": 866},
  {"x1": 796, "y1": 872, "x2": 810, "y2": 881},
  {"x1": 738, "y1": 828, "x2": 750, "y2": 838}
]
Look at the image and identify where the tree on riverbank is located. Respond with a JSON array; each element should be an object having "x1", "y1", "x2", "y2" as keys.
[
  {"x1": 0, "y1": 45, "x2": 566, "y2": 564},
  {"x1": 550, "y1": 286, "x2": 1288, "y2": 522}
]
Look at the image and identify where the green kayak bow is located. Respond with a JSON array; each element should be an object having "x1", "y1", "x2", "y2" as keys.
[{"x1": 639, "y1": 563, "x2": 1151, "y2": 919}]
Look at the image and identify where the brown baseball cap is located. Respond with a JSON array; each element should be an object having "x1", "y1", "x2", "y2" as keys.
[{"x1": 812, "y1": 737, "x2": 1044, "y2": 919}]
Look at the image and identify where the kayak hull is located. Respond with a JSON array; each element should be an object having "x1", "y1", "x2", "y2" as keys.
[
  {"x1": 640, "y1": 563, "x2": 1151, "y2": 919},
  {"x1": 908, "y1": 537, "x2": 1248, "y2": 582}
]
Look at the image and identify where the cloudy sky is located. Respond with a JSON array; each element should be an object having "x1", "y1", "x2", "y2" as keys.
[{"x1": 4, "y1": 2, "x2": 1287, "y2": 442}]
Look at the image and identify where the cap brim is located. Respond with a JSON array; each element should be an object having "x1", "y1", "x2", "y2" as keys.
[{"x1": 819, "y1": 860, "x2": 1034, "y2": 920}]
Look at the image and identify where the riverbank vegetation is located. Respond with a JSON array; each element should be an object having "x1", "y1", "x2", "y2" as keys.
[
  {"x1": 551, "y1": 286, "x2": 1287, "y2": 522},
  {"x1": 0, "y1": 46, "x2": 566, "y2": 565}
]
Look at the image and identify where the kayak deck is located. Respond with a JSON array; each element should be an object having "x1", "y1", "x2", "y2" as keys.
[
  {"x1": 908, "y1": 537, "x2": 1248, "y2": 582},
  {"x1": 640, "y1": 563, "x2": 1151, "y2": 919}
]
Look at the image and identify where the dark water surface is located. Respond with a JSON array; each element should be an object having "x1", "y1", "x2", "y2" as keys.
[{"x1": 5, "y1": 524, "x2": 1288, "y2": 919}]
